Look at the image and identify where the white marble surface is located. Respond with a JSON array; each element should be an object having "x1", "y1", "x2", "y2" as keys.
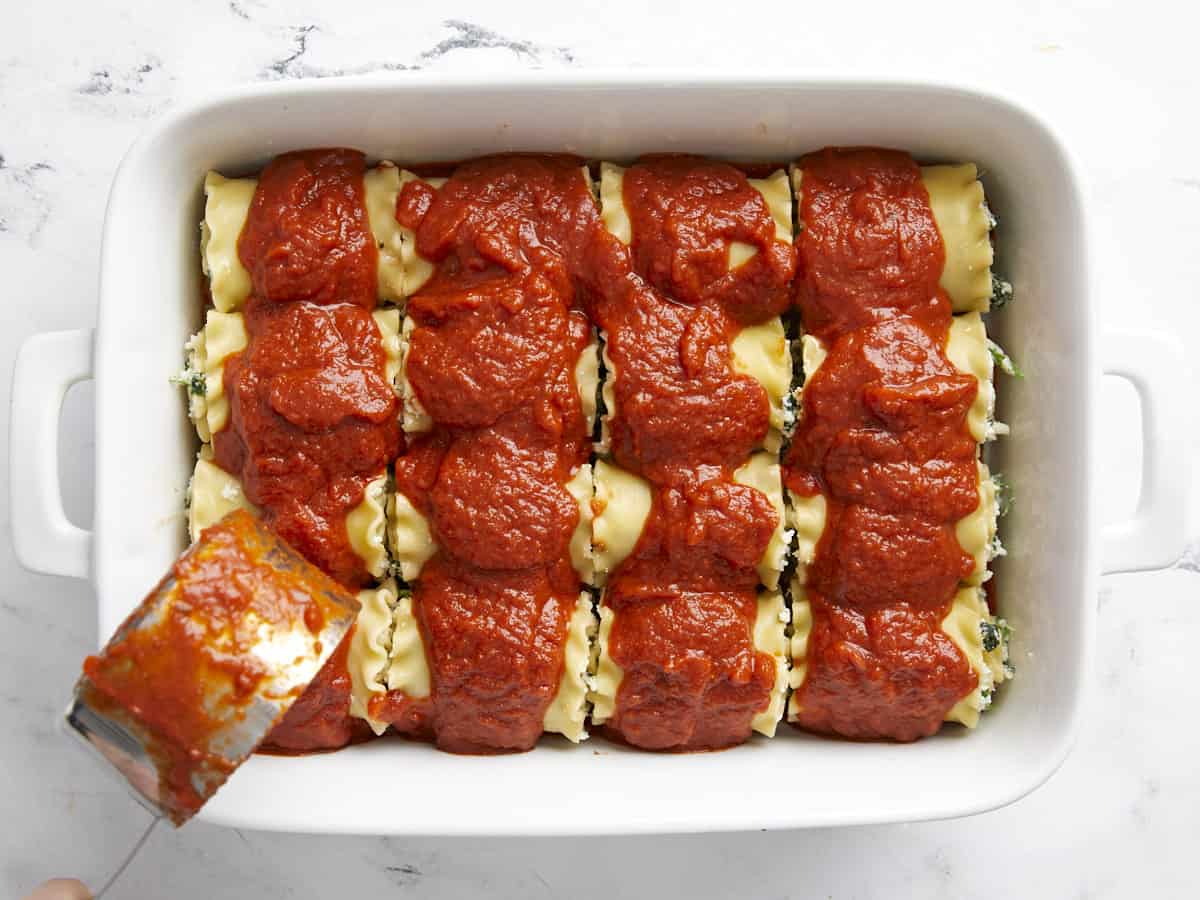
[{"x1": 2, "y1": 1, "x2": 1198, "y2": 896}]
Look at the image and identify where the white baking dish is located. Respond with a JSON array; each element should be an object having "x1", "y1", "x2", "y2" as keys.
[{"x1": 10, "y1": 74, "x2": 1193, "y2": 835}]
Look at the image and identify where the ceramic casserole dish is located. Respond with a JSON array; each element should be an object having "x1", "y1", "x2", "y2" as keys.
[{"x1": 10, "y1": 74, "x2": 1192, "y2": 834}]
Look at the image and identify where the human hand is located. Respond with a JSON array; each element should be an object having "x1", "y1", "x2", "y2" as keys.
[{"x1": 23, "y1": 878, "x2": 91, "y2": 899}]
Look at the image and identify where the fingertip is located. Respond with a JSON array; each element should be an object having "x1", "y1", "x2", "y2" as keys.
[{"x1": 24, "y1": 878, "x2": 92, "y2": 900}]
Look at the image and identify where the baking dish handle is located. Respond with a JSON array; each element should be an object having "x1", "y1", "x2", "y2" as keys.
[
  {"x1": 1100, "y1": 330, "x2": 1193, "y2": 574},
  {"x1": 9, "y1": 329, "x2": 94, "y2": 579}
]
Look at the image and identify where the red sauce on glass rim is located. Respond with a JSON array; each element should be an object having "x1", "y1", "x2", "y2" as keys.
[{"x1": 784, "y1": 148, "x2": 980, "y2": 742}]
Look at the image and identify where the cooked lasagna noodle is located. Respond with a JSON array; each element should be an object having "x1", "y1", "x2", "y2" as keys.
[
  {"x1": 187, "y1": 149, "x2": 405, "y2": 752},
  {"x1": 784, "y1": 148, "x2": 1010, "y2": 741},
  {"x1": 369, "y1": 156, "x2": 602, "y2": 753},
  {"x1": 587, "y1": 157, "x2": 795, "y2": 750}
]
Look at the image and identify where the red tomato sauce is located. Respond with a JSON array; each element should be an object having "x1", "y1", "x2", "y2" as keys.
[
  {"x1": 374, "y1": 156, "x2": 595, "y2": 753},
  {"x1": 621, "y1": 155, "x2": 794, "y2": 324},
  {"x1": 589, "y1": 157, "x2": 795, "y2": 751},
  {"x1": 785, "y1": 148, "x2": 979, "y2": 741},
  {"x1": 211, "y1": 149, "x2": 402, "y2": 751},
  {"x1": 237, "y1": 148, "x2": 378, "y2": 309}
]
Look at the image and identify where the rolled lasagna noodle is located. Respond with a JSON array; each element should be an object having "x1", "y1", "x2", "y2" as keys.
[
  {"x1": 731, "y1": 318, "x2": 792, "y2": 449},
  {"x1": 185, "y1": 311, "x2": 398, "y2": 581},
  {"x1": 590, "y1": 459, "x2": 653, "y2": 580},
  {"x1": 751, "y1": 590, "x2": 790, "y2": 736},
  {"x1": 795, "y1": 310, "x2": 998, "y2": 444},
  {"x1": 187, "y1": 302, "x2": 398, "y2": 445},
  {"x1": 788, "y1": 319, "x2": 1001, "y2": 586},
  {"x1": 189, "y1": 448, "x2": 390, "y2": 578},
  {"x1": 792, "y1": 162, "x2": 993, "y2": 314},
  {"x1": 387, "y1": 460, "x2": 595, "y2": 588},
  {"x1": 788, "y1": 581, "x2": 1010, "y2": 729},
  {"x1": 789, "y1": 340, "x2": 828, "y2": 584},
  {"x1": 957, "y1": 461, "x2": 1000, "y2": 586},
  {"x1": 395, "y1": 173, "x2": 600, "y2": 438},
  {"x1": 541, "y1": 594, "x2": 596, "y2": 741},
  {"x1": 346, "y1": 474, "x2": 390, "y2": 580},
  {"x1": 363, "y1": 163, "x2": 406, "y2": 303},
  {"x1": 940, "y1": 585, "x2": 1011, "y2": 726},
  {"x1": 922, "y1": 164, "x2": 994, "y2": 313},
  {"x1": 386, "y1": 488, "x2": 437, "y2": 582},
  {"x1": 598, "y1": 164, "x2": 794, "y2": 450},
  {"x1": 588, "y1": 605, "x2": 619, "y2": 725},
  {"x1": 351, "y1": 578, "x2": 602, "y2": 743},
  {"x1": 946, "y1": 311, "x2": 1005, "y2": 442},
  {"x1": 379, "y1": 586, "x2": 432, "y2": 710},
  {"x1": 565, "y1": 464, "x2": 596, "y2": 585},
  {"x1": 576, "y1": 334, "x2": 601, "y2": 436},
  {"x1": 201, "y1": 163, "x2": 415, "y2": 310},
  {"x1": 380, "y1": 515, "x2": 595, "y2": 740},
  {"x1": 598, "y1": 332, "x2": 616, "y2": 452},
  {"x1": 397, "y1": 316, "x2": 432, "y2": 434},
  {"x1": 588, "y1": 588, "x2": 788, "y2": 739},
  {"x1": 731, "y1": 452, "x2": 790, "y2": 591},
  {"x1": 365, "y1": 587, "x2": 596, "y2": 744},
  {"x1": 590, "y1": 458, "x2": 786, "y2": 586},
  {"x1": 399, "y1": 319, "x2": 601, "y2": 439}
]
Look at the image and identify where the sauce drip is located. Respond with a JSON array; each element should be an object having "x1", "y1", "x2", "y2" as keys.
[
  {"x1": 213, "y1": 149, "x2": 402, "y2": 750},
  {"x1": 592, "y1": 156, "x2": 795, "y2": 750},
  {"x1": 785, "y1": 148, "x2": 979, "y2": 741}
]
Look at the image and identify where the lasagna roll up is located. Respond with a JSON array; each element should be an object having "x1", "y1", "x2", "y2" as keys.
[
  {"x1": 789, "y1": 313, "x2": 1005, "y2": 587},
  {"x1": 586, "y1": 158, "x2": 796, "y2": 750},
  {"x1": 200, "y1": 160, "x2": 414, "y2": 311},
  {"x1": 784, "y1": 148, "x2": 1010, "y2": 742},
  {"x1": 373, "y1": 158, "x2": 603, "y2": 752},
  {"x1": 588, "y1": 460, "x2": 790, "y2": 739},
  {"x1": 597, "y1": 162, "x2": 794, "y2": 453},
  {"x1": 789, "y1": 159, "x2": 996, "y2": 321},
  {"x1": 186, "y1": 305, "x2": 400, "y2": 584}
]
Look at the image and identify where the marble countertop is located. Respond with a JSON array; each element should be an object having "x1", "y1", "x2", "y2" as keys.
[{"x1": 2, "y1": 1, "x2": 1197, "y2": 896}]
